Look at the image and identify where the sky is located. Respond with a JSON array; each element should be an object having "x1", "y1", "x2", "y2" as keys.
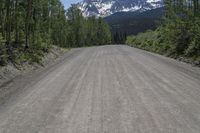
[{"x1": 60, "y1": 0, "x2": 81, "y2": 9}]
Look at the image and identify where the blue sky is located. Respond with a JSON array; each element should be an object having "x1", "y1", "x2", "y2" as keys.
[{"x1": 61, "y1": 0, "x2": 81, "y2": 9}]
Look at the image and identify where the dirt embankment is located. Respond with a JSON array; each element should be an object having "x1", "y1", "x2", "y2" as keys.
[{"x1": 0, "y1": 46, "x2": 68, "y2": 93}]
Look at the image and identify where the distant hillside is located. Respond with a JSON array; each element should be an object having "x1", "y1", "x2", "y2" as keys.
[{"x1": 104, "y1": 7, "x2": 164, "y2": 35}]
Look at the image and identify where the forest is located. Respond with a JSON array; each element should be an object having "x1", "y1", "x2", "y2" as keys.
[
  {"x1": 105, "y1": 7, "x2": 164, "y2": 42},
  {"x1": 0, "y1": 0, "x2": 111, "y2": 66},
  {"x1": 126, "y1": 0, "x2": 200, "y2": 63}
]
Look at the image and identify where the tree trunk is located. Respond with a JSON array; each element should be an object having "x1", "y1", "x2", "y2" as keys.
[
  {"x1": 15, "y1": 0, "x2": 19, "y2": 43},
  {"x1": 5, "y1": 0, "x2": 11, "y2": 45},
  {"x1": 25, "y1": 0, "x2": 32, "y2": 49}
]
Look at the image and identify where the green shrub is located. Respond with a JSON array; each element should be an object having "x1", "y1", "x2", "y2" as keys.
[
  {"x1": 185, "y1": 19, "x2": 200, "y2": 58},
  {"x1": 30, "y1": 35, "x2": 51, "y2": 52}
]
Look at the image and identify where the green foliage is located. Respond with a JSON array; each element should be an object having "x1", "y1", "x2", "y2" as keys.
[
  {"x1": 0, "y1": 0, "x2": 67, "y2": 65},
  {"x1": 0, "y1": 0, "x2": 112, "y2": 66},
  {"x1": 162, "y1": 0, "x2": 200, "y2": 58},
  {"x1": 31, "y1": 35, "x2": 51, "y2": 52},
  {"x1": 185, "y1": 18, "x2": 200, "y2": 57},
  {"x1": 126, "y1": 30, "x2": 170, "y2": 54},
  {"x1": 126, "y1": 0, "x2": 200, "y2": 61},
  {"x1": 66, "y1": 6, "x2": 111, "y2": 47}
]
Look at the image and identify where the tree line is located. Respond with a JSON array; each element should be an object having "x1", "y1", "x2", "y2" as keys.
[
  {"x1": 0, "y1": 0, "x2": 111, "y2": 65},
  {"x1": 112, "y1": 32, "x2": 127, "y2": 44},
  {"x1": 127, "y1": 0, "x2": 200, "y2": 62},
  {"x1": 163, "y1": 0, "x2": 200, "y2": 56}
]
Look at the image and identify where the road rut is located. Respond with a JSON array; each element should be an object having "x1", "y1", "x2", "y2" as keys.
[{"x1": 0, "y1": 45, "x2": 200, "y2": 133}]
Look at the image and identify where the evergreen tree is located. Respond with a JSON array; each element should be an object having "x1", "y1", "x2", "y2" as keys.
[{"x1": 0, "y1": 1, "x2": 112, "y2": 65}]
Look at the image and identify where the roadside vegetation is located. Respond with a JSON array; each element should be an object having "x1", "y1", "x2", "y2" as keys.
[
  {"x1": 0, "y1": 0, "x2": 111, "y2": 66},
  {"x1": 126, "y1": 0, "x2": 200, "y2": 64}
]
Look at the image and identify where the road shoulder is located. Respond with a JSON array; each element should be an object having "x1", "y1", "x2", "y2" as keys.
[{"x1": 0, "y1": 47, "x2": 82, "y2": 105}]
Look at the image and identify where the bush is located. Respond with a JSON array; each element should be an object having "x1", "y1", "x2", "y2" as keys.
[
  {"x1": 14, "y1": 35, "x2": 52, "y2": 64},
  {"x1": 126, "y1": 30, "x2": 166, "y2": 54},
  {"x1": 30, "y1": 35, "x2": 51, "y2": 53},
  {"x1": 185, "y1": 18, "x2": 200, "y2": 58}
]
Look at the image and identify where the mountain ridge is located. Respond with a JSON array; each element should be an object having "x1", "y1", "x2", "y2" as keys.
[{"x1": 77, "y1": 0, "x2": 163, "y2": 17}]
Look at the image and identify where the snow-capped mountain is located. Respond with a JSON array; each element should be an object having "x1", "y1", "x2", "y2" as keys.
[{"x1": 77, "y1": 0, "x2": 163, "y2": 17}]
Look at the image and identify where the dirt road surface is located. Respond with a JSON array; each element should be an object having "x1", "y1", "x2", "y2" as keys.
[{"x1": 0, "y1": 45, "x2": 200, "y2": 133}]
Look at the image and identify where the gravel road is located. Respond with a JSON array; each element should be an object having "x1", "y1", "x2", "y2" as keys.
[{"x1": 0, "y1": 45, "x2": 200, "y2": 133}]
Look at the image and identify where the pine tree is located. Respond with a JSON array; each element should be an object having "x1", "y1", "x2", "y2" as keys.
[{"x1": 0, "y1": 0, "x2": 112, "y2": 65}]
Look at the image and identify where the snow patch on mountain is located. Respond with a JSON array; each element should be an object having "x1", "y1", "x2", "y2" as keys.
[
  {"x1": 122, "y1": 6, "x2": 141, "y2": 12},
  {"x1": 77, "y1": 0, "x2": 163, "y2": 17}
]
